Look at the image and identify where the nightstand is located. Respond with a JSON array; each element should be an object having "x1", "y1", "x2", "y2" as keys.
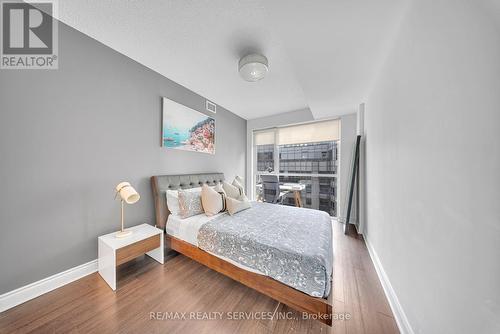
[{"x1": 98, "y1": 223, "x2": 164, "y2": 290}]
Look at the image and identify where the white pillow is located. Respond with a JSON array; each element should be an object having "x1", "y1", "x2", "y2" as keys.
[
  {"x1": 226, "y1": 194, "x2": 251, "y2": 215},
  {"x1": 166, "y1": 187, "x2": 201, "y2": 215},
  {"x1": 223, "y1": 181, "x2": 240, "y2": 199},
  {"x1": 214, "y1": 182, "x2": 226, "y2": 196},
  {"x1": 166, "y1": 190, "x2": 180, "y2": 215},
  {"x1": 201, "y1": 184, "x2": 225, "y2": 216},
  {"x1": 232, "y1": 178, "x2": 245, "y2": 196},
  {"x1": 235, "y1": 175, "x2": 244, "y2": 186}
]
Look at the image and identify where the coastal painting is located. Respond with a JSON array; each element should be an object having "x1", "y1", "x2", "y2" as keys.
[{"x1": 162, "y1": 97, "x2": 215, "y2": 154}]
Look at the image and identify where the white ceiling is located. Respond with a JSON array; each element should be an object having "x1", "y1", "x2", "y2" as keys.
[{"x1": 57, "y1": 0, "x2": 409, "y2": 120}]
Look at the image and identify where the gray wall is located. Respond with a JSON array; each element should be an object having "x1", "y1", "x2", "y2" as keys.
[
  {"x1": 364, "y1": 0, "x2": 500, "y2": 333},
  {"x1": 0, "y1": 22, "x2": 246, "y2": 293}
]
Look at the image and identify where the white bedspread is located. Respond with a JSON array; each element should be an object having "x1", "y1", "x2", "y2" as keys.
[{"x1": 166, "y1": 212, "x2": 224, "y2": 246}]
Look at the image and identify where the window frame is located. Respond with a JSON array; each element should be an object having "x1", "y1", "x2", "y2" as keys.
[{"x1": 252, "y1": 123, "x2": 339, "y2": 216}]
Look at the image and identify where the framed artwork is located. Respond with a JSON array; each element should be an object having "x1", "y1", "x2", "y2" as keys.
[{"x1": 162, "y1": 97, "x2": 215, "y2": 154}]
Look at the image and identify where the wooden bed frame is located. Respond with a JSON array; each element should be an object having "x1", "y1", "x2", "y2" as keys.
[{"x1": 151, "y1": 173, "x2": 333, "y2": 326}]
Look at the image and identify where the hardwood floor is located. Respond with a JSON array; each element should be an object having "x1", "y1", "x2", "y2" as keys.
[{"x1": 0, "y1": 221, "x2": 399, "y2": 334}]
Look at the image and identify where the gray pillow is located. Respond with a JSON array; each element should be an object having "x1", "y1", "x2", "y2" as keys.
[
  {"x1": 166, "y1": 187, "x2": 201, "y2": 215},
  {"x1": 178, "y1": 189, "x2": 204, "y2": 218}
]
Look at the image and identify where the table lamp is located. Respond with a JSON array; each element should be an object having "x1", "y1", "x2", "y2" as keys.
[{"x1": 114, "y1": 182, "x2": 140, "y2": 238}]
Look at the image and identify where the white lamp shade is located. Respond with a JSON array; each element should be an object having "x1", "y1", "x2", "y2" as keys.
[{"x1": 115, "y1": 182, "x2": 140, "y2": 204}]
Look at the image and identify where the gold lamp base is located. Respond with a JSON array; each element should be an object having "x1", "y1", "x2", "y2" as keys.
[{"x1": 115, "y1": 230, "x2": 133, "y2": 238}]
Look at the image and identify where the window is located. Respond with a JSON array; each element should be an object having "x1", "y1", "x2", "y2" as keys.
[
  {"x1": 253, "y1": 120, "x2": 339, "y2": 216},
  {"x1": 254, "y1": 130, "x2": 276, "y2": 172},
  {"x1": 256, "y1": 144, "x2": 274, "y2": 172}
]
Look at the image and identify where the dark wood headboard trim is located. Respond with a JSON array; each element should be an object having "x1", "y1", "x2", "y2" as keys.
[{"x1": 150, "y1": 176, "x2": 163, "y2": 229}]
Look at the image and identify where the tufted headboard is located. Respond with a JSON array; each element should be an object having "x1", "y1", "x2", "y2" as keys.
[{"x1": 150, "y1": 173, "x2": 225, "y2": 230}]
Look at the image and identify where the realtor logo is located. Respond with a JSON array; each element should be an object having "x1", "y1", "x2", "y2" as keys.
[{"x1": 1, "y1": 0, "x2": 58, "y2": 69}]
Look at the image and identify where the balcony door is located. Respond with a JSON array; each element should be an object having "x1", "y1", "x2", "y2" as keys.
[{"x1": 253, "y1": 120, "x2": 340, "y2": 216}]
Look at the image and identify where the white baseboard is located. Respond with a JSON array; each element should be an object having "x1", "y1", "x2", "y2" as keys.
[
  {"x1": 0, "y1": 239, "x2": 414, "y2": 333},
  {"x1": 0, "y1": 259, "x2": 98, "y2": 313},
  {"x1": 364, "y1": 238, "x2": 414, "y2": 334}
]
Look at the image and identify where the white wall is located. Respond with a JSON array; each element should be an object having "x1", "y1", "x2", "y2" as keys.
[
  {"x1": 246, "y1": 108, "x2": 357, "y2": 217},
  {"x1": 364, "y1": 1, "x2": 500, "y2": 333}
]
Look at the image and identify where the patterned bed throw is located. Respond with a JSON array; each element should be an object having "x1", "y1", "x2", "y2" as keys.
[{"x1": 197, "y1": 202, "x2": 333, "y2": 297}]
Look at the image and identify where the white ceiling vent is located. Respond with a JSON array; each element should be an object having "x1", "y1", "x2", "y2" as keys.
[{"x1": 206, "y1": 100, "x2": 217, "y2": 113}]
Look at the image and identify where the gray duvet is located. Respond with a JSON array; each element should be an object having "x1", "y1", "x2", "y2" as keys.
[{"x1": 197, "y1": 202, "x2": 333, "y2": 298}]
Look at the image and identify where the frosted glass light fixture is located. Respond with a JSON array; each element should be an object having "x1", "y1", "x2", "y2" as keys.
[{"x1": 239, "y1": 54, "x2": 269, "y2": 82}]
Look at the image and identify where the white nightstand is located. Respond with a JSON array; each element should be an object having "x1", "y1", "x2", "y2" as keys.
[{"x1": 98, "y1": 224, "x2": 164, "y2": 290}]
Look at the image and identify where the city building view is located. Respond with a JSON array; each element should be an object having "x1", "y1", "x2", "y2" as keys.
[{"x1": 256, "y1": 141, "x2": 338, "y2": 216}]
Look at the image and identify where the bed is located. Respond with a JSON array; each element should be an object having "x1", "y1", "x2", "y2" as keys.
[{"x1": 151, "y1": 173, "x2": 333, "y2": 325}]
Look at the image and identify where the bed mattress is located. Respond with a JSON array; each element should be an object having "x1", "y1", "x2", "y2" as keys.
[
  {"x1": 198, "y1": 202, "x2": 333, "y2": 298},
  {"x1": 166, "y1": 212, "x2": 264, "y2": 275},
  {"x1": 167, "y1": 202, "x2": 333, "y2": 298}
]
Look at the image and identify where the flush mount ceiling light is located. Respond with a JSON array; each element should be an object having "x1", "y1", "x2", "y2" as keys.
[{"x1": 239, "y1": 54, "x2": 269, "y2": 82}]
